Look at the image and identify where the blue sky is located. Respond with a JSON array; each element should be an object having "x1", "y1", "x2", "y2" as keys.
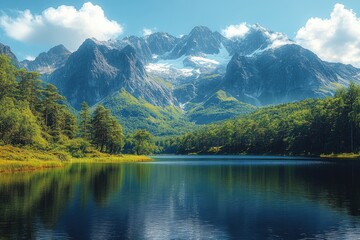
[{"x1": 0, "y1": 0, "x2": 360, "y2": 65}]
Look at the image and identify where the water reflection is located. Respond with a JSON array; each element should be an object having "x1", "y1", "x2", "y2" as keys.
[{"x1": 0, "y1": 157, "x2": 360, "y2": 239}]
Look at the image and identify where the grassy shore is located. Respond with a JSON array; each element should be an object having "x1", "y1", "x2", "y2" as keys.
[
  {"x1": 0, "y1": 145, "x2": 151, "y2": 173},
  {"x1": 320, "y1": 153, "x2": 360, "y2": 159}
]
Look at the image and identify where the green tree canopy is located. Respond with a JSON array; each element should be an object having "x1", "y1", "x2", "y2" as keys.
[
  {"x1": 80, "y1": 101, "x2": 91, "y2": 140},
  {"x1": 91, "y1": 105, "x2": 124, "y2": 153},
  {"x1": 133, "y1": 129, "x2": 155, "y2": 155}
]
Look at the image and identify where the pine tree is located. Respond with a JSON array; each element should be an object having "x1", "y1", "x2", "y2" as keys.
[
  {"x1": 0, "y1": 55, "x2": 79, "y2": 148},
  {"x1": 107, "y1": 116, "x2": 124, "y2": 153},
  {"x1": 43, "y1": 84, "x2": 64, "y2": 136},
  {"x1": 80, "y1": 102, "x2": 91, "y2": 140},
  {"x1": 91, "y1": 105, "x2": 110, "y2": 152},
  {"x1": 0, "y1": 54, "x2": 17, "y2": 100},
  {"x1": 91, "y1": 105, "x2": 124, "y2": 153},
  {"x1": 17, "y1": 69, "x2": 43, "y2": 114},
  {"x1": 62, "y1": 108, "x2": 78, "y2": 139}
]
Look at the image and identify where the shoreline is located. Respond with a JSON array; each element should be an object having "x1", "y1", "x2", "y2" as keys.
[
  {"x1": 2, "y1": 145, "x2": 359, "y2": 173},
  {"x1": 156, "y1": 152, "x2": 360, "y2": 160},
  {"x1": 320, "y1": 153, "x2": 360, "y2": 159},
  {"x1": 0, "y1": 146, "x2": 152, "y2": 173}
]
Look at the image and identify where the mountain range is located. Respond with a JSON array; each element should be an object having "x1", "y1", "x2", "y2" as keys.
[{"x1": 2, "y1": 24, "x2": 360, "y2": 135}]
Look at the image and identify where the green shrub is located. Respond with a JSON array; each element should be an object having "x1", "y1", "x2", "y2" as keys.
[{"x1": 66, "y1": 138, "x2": 91, "y2": 158}]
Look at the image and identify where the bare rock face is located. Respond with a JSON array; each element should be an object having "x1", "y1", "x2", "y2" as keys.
[
  {"x1": 223, "y1": 44, "x2": 360, "y2": 106},
  {"x1": 49, "y1": 39, "x2": 175, "y2": 109},
  {"x1": 169, "y1": 26, "x2": 229, "y2": 58},
  {"x1": 0, "y1": 43, "x2": 19, "y2": 67},
  {"x1": 145, "y1": 32, "x2": 179, "y2": 56},
  {"x1": 9, "y1": 23, "x2": 360, "y2": 130},
  {"x1": 21, "y1": 45, "x2": 71, "y2": 75}
]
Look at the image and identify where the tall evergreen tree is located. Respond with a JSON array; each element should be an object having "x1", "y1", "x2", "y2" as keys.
[
  {"x1": 80, "y1": 102, "x2": 91, "y2": 140},
  {"x1": 42, "y1": 84, "x2": 65, "y2": 140},
  {"x1": 107, "y1": 116, "x2": 124, "y2": 153},
  {"x1": 62, "y1": 108, "x2": 78, "y2": 139},
  {"x1": 0, "y1": 54, "x2": 17, "y2": 100},
  {"x1": 91, "y1": 105, "x2": 109, "y2": 151},
  {"x1": 91, "y1": 105, "x2": 124, "y2": 153},
  {"x1": 17, "y1": 69, "x2": 43, "y2": 114}
]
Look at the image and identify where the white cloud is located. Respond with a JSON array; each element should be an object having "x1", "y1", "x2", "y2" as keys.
[
  {"x1": 296, "y1": 4, "x2": 360, "y2": 67},
  {"x1": 222, "y1": 23, "x2": 249, "y2": 39},
  {"x1": 267, "y1": 31, "x2": 293, "y2": 49},
  {"x1": 221, "y1": 23, "x2": 292, "y2": 50},
  {"x1": 250, "y1": 24, "x2": 293, "y2": 49},
  {"x1": 24, "y1": 55, "x2": 35, "y2": 61},
  {"x1": 142, "y1": 28, "x2": 154, "y2": 36},
  {"x1": 0, "y1": 2, "x2": 123, "y2": 51}
]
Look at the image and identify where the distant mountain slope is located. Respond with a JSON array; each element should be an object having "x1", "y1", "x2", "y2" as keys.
[
  {"x1": 169, "y1": 26, "x2": 230, "y2": 58},
  {"x1": 49, "y1": 39, "x2": 175, "y2": 109},
  {"x1": 145, "y1": 32, "x2": 179, "y2": 56},
  {"x1": 222, "y1": 44, "x2": 360, "y2": 106},
  {"x1": 5, "y1": 23, "x2": 360, "y2": 136},
  {"x1": 21, "y1": 45, "x2": 71, "y2": 75},
  {"x1": 228, "y1": 24, "x2": 292, "y2": 55},
  {"x1": 0, "y1": 43, "x2": 19, "y2": 67},
  {"x1": 112, "y1": 32, "x2": 179, "y2": 62},
  {"x1": 186, "y1": 90, "x2": 256, "y2": 124},
  {"x1": 96, "y1": 89, "x2": 194, "y2": 135},
  {"x1": 119, "y1": 36, "x2": 153, "y2": 62}
]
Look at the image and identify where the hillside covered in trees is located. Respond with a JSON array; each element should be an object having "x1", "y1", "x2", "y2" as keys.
[
  {"x1": 169, "y1": 83, "x2": 360, "y2": 156},
  {"x1": 0, "y1": 55, "x2": 155, "y2": 158},
  {"x1": 2, "y1": 51, "x2": 360, "y2": 159}
]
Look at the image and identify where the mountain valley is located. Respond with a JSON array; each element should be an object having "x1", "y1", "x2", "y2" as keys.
[{"x1": 2, "y1": 24, "x2": 360, "y2": 135}]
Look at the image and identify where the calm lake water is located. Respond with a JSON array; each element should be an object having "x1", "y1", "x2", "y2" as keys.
[{"x1": 1, "y1": 156, "x2": 360, "y2": 239}]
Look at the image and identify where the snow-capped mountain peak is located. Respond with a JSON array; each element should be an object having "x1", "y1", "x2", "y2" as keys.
[
  {"x1": 250, "y1": 24, "x2": 293, "y2": 49},
  {"x1": 227, "y1": 24, "x2": 294, "y2": 56}
]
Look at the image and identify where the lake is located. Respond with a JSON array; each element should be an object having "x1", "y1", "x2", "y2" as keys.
[{"x1": 1, "y1": 156, "x2": 360, "y2": 239}]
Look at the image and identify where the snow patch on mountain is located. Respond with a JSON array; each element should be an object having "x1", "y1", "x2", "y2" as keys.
[
  {"x1": 205, "y1": 44, "x2": 231, "y2": 65},
  {"x1": 190, "y1": 56, "x2": 219, "y2": 65},
  {"x1": 146, "y1": 63, "x2": 194, "y2": 77},
  {"x1": 146, "y1": 44, "x2": 230, "y2": 78},
  {"x1": 146, "y1": 55, "x2": 193, "y2": 77},
  {"x1": 268, "y1": 32, "x2": 293, "y2": 49},
  {"x1": 249, "y1": 24, "x2": 294, "y2": 50}
]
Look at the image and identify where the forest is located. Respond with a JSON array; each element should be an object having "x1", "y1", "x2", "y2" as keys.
[
  {"x1": 2, "y1": 52, "x2": 360, "y2": 158},
  {"x1": 161, "y1": 83, "x2": 360, "y2": 156},
  {"x1": 0, "y1": 55, "x2": 155, "y2": 157}
]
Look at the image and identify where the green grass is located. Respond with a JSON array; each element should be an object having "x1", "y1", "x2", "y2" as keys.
[
  {"x1": 71, "y1": 151, "x2": 151, "y2": 163},
  {"x1": 320, "y1": 153, "x2": 360, "y2": 159},
  {"x1": 0, "y1": 145, "x2": 151, "y2": 173}
]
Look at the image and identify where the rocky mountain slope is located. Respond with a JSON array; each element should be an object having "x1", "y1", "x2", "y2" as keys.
[
  {"x1": 21, "y1": 44, "x2": 71, "y2": 75},
  {"x1": 49, "y1": 38, "x2": 175, "y2": 110},
  {"x1": 222, "y1": 44, "x2": 360, "y2": 106},
  {"x1": 0, "y1": 43, "x2": 19, "y2": 67},
  {"x1": 15, "y1": 24, "x2": 360, "y2": 135}
]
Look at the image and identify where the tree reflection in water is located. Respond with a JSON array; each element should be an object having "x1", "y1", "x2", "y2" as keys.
[{"x1": 0, "y1": 158, "x2": 360, "y2": 239}]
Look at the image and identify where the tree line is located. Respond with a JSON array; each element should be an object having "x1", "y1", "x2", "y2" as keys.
[
  {"x1": 0, "y1": 55, "x2": 155, "y2": 156},
  {"x1": 5, "y1": 52, "x2": 360, "y2": 157},
  {"x1": 80, "y1": 102, "x2": 156, "y2": 155},
  {"x1": 168, "y1": 83, "x2": 360, "y2": 155}
]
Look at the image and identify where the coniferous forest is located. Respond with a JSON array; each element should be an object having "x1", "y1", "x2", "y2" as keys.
[
  {"x1": 2, "y1": 52, "x2": 360, "y2": 158},
  {"x1": 0, "y1": 55, "x2": 154, "y2": 158},
  {"x1": 169, "y1": 84, "x2": 360, "y2": 155}
]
